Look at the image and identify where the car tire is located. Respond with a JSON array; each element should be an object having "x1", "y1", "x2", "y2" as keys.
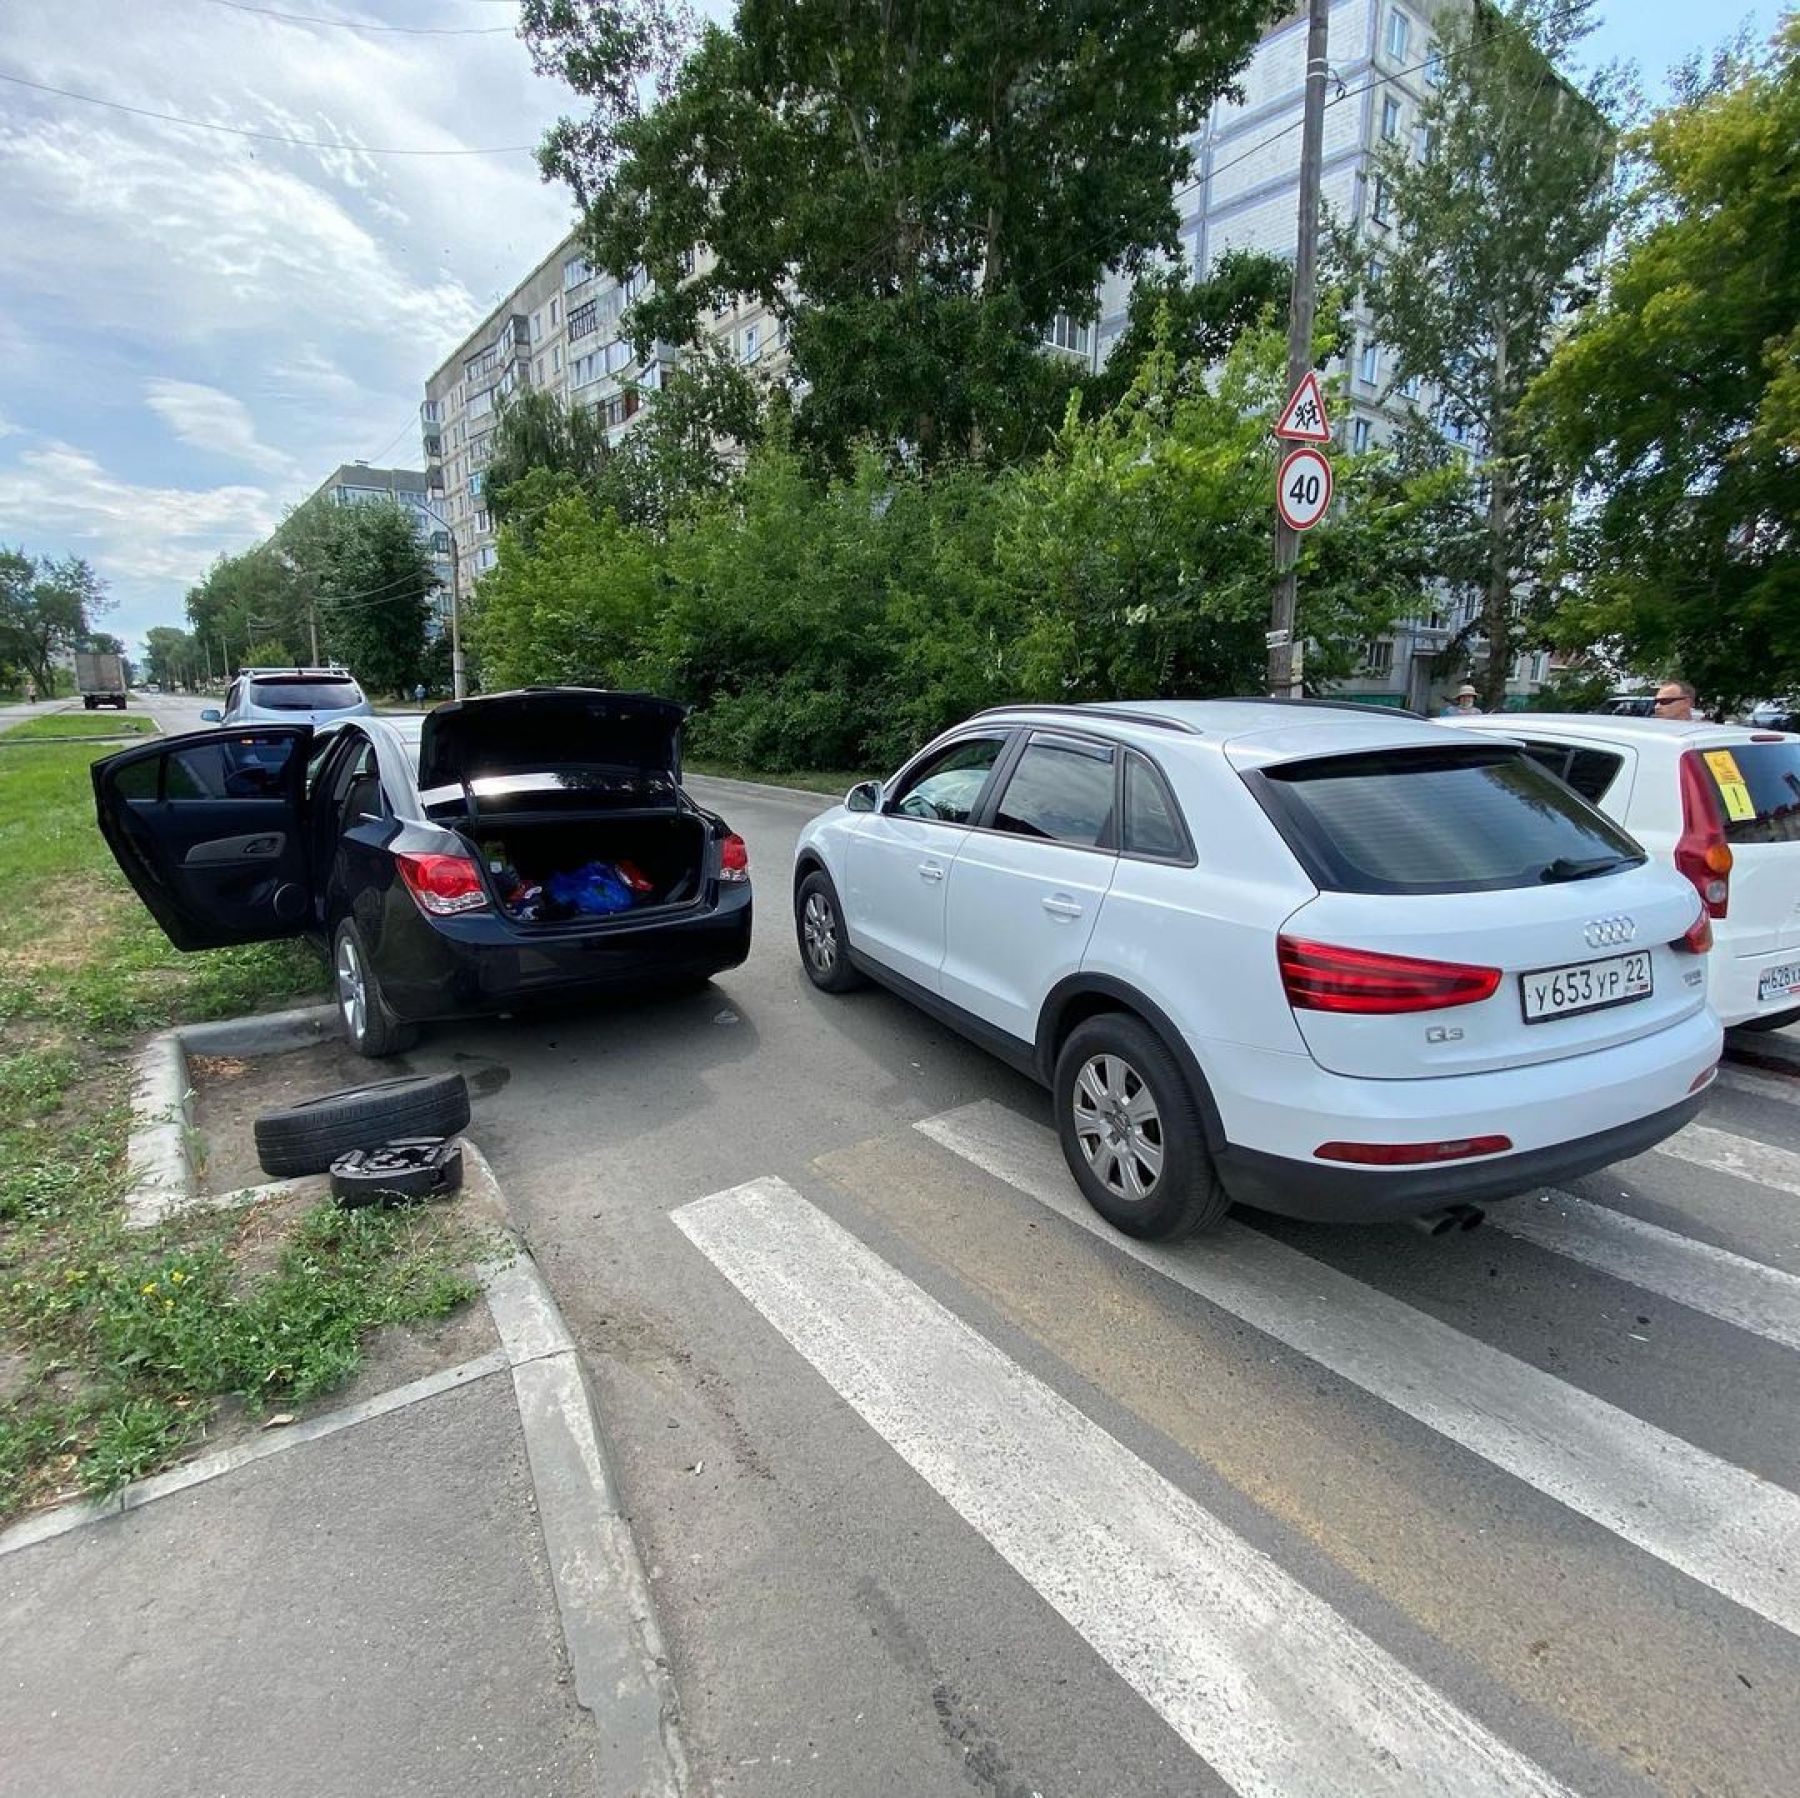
[
  {"x1": 332, "y1": 918, "x2": 419, "y2": 1060},
  {"x1": 255, "y1": 1074, "x2": 471, "y2": 1179},
  {"x1": 796, "y1": 870, "x2": 866, "y2": 993},
  {"x1": 1053, "y1": 1014, "x2": 1229, "y2": 1241}
]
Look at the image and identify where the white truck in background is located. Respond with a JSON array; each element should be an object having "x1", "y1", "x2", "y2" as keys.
[{"x1": 76, "y1": 651, "x2": 129, "y2": 710}]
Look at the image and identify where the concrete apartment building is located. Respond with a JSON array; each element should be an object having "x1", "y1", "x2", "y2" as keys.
[
  {"x1": 305, "y1": 461, "x2": 453, "y2": 636},
  {"x1": 421, "y1": 242, "x2": 762, "y2": 596},
  {"x1": 421, "y1": 0, "x2": 1561, "y2": 706}
]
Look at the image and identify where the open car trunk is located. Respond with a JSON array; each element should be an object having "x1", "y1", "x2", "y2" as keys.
[{"x1": 469, "y1": 815, "x2": 708, "y2": 925}]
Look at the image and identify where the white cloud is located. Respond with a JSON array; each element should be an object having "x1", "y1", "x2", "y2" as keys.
[
  {"x1": 145, "y1": 378, "x2": 295, "y2": 474},
  {"x1": 0, "y1": 440, "x2": 281, "y2": 646},
  {"x1": 0, "y1": 0, "x2": 581, "y2": 626}
]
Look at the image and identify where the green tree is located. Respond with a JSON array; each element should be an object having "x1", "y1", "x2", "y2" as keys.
[
  {"x1": 529, "y1": 0, "x2": 1281, "y2": 464},
  {"x1": 142, "y1": 626, "x2": 202, "y2": 692},
  {"x1": 1365, "y1": 0, "x2": 1626, "y2": 711},
  {"x1": 1086, "y1": 251, "x2": 1293, "y2": 415},
  {"x1": 0, "y1": 549, "x2": 106, "y2": 695},
  {"x1": 281, "y1": 501, "x2": 436, "y2": 697},
  {"x1": 186, "y1": 544, "x2": 306, "y2": 674},
  {"x1": 1531, "y1": 18, "x2": 1800, "y2": 709},
  {"x1": 486, "y1": 386, "x2": 614, "y2": 541}
]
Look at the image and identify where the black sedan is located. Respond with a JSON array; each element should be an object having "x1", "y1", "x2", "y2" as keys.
[{"x1": 92, "y1": 689, "x2": 753, "y2": 1055}]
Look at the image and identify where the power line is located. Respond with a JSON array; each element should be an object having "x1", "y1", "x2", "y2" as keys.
[
  {"x1": 200, "y1": 0, "x2": 513, "y2": 35},
  {"x1": 0, "y1": 71, "x2": 537, "y2": 156}
]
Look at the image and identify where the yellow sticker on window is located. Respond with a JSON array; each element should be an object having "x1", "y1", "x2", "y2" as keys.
[{"x1": 1704, "y1": 749, "x2": 1757, "y2": 822}]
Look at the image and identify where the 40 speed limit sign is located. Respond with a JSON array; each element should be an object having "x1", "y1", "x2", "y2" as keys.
[{"x1": 1276, "y1": 445, "x2": 1333, "y2": 531}]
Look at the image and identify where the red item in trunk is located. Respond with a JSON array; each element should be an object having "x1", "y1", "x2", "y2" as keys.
[{"x1": 615, "y1": 859, "x2": 656, "y2": 893}]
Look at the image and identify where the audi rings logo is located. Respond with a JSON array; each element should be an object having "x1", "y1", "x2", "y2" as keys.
[{"x1": 1583, "y1": 914, "x2": 1638, "y2": 949}]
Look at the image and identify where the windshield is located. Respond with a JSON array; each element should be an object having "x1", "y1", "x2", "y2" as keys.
[
  {"x1": 1699, "y1": 741, "x2": 1800, "y2": 845},
  {"x1": 1255, "y1": 746, "x2": 1645, "y2": 895},
  {"x1": 248, "y1": 678, "x2": 363, "y2": 712}
]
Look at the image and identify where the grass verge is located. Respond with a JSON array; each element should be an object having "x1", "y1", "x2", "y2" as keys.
[
  {"x1": 3, "y1": 712, "x2": 156, "y2": 741},
  {"x1": 684, "y1": 758, "x2": 876, "y2": 797},
  {"x1": 0, "y1": 740, "x2": 487, "y2": 1522}
]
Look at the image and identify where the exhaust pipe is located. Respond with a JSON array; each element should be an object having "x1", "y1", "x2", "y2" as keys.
[{"x1": 1410, "y1": 1202, "x2": 1485, "y2": 1236}]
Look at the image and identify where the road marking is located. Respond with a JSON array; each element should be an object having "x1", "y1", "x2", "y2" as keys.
[
  {"x1": 1489, "y1": 1191, "x2": 1800, "y2": 1351},
  {"x1": 675, "y1": 1176, "x2": 1572, "y2": 1798},
  {"x1": 1717, "y1": 1062, "x2": 1800, "y2": 1104},
  {"x1": 1656, "y1": 1120, "x2": 1800, "y2": 1197},
  {"x1": 916, "y1": 1102, "x2": 1800, "y2": 1642}
]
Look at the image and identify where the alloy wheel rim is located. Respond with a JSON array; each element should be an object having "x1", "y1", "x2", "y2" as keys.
[
  {"x1": 336, "y1": 935, "x2": 367, "y2": 1042},
  {"x1": 803, "y1": 891, "x2": 837, "y2": 973},
  {"x1": 1071, "y1": 1053, "x2": 1164, "y2": 1202}
]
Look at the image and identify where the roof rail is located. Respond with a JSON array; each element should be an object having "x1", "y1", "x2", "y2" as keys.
[
  {"x1": 1201, "y1": 695, "x2": 1428, "y2": 720},
  {"x1": 970, "y1": 703, "x2": 1199, "y2": 735}
]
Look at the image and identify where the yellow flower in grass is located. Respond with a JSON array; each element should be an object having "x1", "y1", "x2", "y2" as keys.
[
  {"x1": 169, "y1": 1270, "x2": 185, "y2": 1285},
  {"x1": 140, "y1": 1282, "x2": 157, "y2": 1296}
]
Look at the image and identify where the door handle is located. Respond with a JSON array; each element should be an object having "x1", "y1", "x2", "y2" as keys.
[
  {"x1": 917, "y1": 861, "x2": 945, "y2": 882},
  {"x1": 1042, "y1": 895, "x2": 1084, "y2": 919}
]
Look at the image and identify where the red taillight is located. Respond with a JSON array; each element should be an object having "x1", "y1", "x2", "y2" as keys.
[
  {"x1": 1277, "y1": 937, "x2": 1502, "y2": 1014},
  {"x1": 1689, "y1": 1063, "x2": 1719, "y2": 1093},
  {"x1": 1676, "y1": 751, "x2": 1733, "y2": 918},
  {"x1": 1314, "y1": 1135, "x2": 1512, "y2": 1165},
  {"x1": 1674, "y1": 908, "x2": 1713, "y2": 954},
  {"x1": 719, "y1": 833, "x2": 750, "y2": 883},
  {"x1": 396, "y1": 851, "x2": 490, "y2": 916}
]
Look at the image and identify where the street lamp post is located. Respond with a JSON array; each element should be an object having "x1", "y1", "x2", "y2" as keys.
[{"x1": 417, "y1": 498, "x2": 466, "y2": 700}]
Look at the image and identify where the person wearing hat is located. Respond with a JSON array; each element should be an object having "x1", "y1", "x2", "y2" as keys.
[{"x1": 1441, "y1": 682, "x2": 1482, "y2": 716}]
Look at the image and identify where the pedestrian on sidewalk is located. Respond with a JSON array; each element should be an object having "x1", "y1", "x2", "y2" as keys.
[
  {"x1": 1653, "y1": 680, "x2": 1696, "y2": 720},
  {"x1": 23, "y1": 678, "x2": 36, "y2": 705},
  {"x1": 1441, "y1": 682, "x2": 1482, "y2": 716}
]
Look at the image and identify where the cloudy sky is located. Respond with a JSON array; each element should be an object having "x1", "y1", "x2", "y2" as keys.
[{"x1": 0, "y1": 0, "x2": 1782, "y2": 655}]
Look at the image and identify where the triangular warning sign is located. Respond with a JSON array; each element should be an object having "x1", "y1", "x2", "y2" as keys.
[{"x1": 1274, "y1": 370, "x2": 1332, "y2": 443}]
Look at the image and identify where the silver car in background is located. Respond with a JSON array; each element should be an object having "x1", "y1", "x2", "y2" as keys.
[{"x1": 203, "y1": 667, "x2": 373, "y2": 729}]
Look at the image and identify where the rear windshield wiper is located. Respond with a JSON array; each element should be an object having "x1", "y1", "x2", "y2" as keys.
[{"x1": 1538, "y1": 854, "x2": 1633, "y2": 883}]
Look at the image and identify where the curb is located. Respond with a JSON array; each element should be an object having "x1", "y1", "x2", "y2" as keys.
[
  {"x1": 683, "y1": 769, "x2": 849, "y2": 809},
  {"x1": 123, "y1": 1003, "x2": 340, "y2": 1229},
  {"x1": 464, "y1": 1144, "x2": 693, "y2": 1798},
  {"x1": 111, "y1": 1009, "x2": 690, "y2": 1793}
]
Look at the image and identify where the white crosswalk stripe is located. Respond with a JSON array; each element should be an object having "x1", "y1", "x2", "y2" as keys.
[
  {"x1": 1656, "y1": 1120, "x2": 1800, "y2": 1197},
  {"x1": 916, "y1": 1101, "x2": 1800, "y2": 1642},
  {"x1": 1490, "y1": 1190, "x2": 1800, "y2": 1352},
  {"x1": 1716, "y1": 1062, "x2": 1800, "y2": 1105},
  {"x1": 675, "y1": 1176, "x2": 1575, "y2": 1798}
]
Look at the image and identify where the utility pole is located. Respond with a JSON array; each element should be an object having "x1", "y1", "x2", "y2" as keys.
[
  {"x1": 448, "y1": 529, "x2": 465, "y2": 701},
  {"x1": 1267, "y1": 0, "x2": 1332, "y2": 699},
  {"x1": 309, "y1": 604, "x2": 320, "y2": 666}
]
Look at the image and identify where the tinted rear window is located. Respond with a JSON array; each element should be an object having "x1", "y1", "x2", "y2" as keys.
[
  {"x1": 1700, "y1": 742, "x2": 1800, "y2": 845},
  {"x1": 1256, "y1": 747, "x2": 1644, "y2": 895},
  {"x1": 248, "y1": 679, "x2": 362, "y2": 711}
]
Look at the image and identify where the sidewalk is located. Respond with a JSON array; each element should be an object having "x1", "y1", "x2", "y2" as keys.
[
  {"x1": 1, "y1": 1368, "x2": 596, "y2": 1798},
  {"x1": 0, "y1": 1131, "x2": 686, "y2": 1798}
]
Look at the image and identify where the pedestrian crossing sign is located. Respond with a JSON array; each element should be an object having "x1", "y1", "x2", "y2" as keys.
[{"x1": 1274, "y1": 370, "x2": 1332, "y2": 443}]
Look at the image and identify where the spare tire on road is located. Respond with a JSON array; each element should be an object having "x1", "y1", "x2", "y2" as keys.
[{"x1": 254, "y1": 1073, "x2": 470, "y2": 1178}]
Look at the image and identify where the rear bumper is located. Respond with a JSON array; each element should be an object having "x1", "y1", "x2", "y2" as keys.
[
  {"x1": 1216, "y1": 1091, "x2": 1709, "y2": 1221},
  {"x1": 1711, "y1": 943, "x2": 1800, "y2": 1028},
  {"x1": 379, "y1": 886, "x2": 752, "y2": 1021},
  {"x1": 1202, "y1": 1005, "x2": 1721, "y2": 1222}
]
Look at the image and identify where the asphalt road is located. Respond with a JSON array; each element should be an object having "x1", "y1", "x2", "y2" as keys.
[{"x1": 132, "y1": 692, "x2": 1800, "y2": 1796}]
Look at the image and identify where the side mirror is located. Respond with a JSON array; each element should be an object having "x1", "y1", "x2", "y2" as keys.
[
  {"x1": 846, "y1": 780, "x2": 882, "y2": 814},
  {"x1": 200, "y1": 708, "x2": 222, "y2": 723}
]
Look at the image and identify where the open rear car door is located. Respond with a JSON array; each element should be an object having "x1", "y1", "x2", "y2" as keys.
[{"x1": 91, "y1": 726, "x2": 314, "y2": 951}]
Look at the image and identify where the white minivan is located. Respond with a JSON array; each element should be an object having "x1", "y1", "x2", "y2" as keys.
[{"x1": 1441, "y1": 712, "x2": 1800, "y2": 1029}]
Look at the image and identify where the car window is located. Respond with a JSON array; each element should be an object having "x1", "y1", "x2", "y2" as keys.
[
  {"x1": 1257, "y1": 746, "x2": 1643, "y2": 895},
  {"x1": 335, "y1": 743, "x2": 384, "y2": 827},
  {"x1": 890, "y1": 736, "x2": 1006, "y2": 824},
  {"x1": 1124, "y1": 753, "x2": 1189, "y2": 859},
  {"x1": 1520, "y1": 740, "x2": 1623, "y2": 808},
  {"x1": 305, "y1": 736, "x2": 341, "y2": 797},
  {"x1": 162, "y1": 735, "x2": 300, "y2": 801},
  {"x1": 113, "y1": 757, "x2": 160, "y2": 801},
  {"x1": 247, "y1": 678, "x2": 364, "y2": 712},
  {"x1": 992, "y1": 735, "x2": 1116, "y2": 848},
  {"x1": 1697, "y1": 741, "x2": 1800, "y2": 846}
]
